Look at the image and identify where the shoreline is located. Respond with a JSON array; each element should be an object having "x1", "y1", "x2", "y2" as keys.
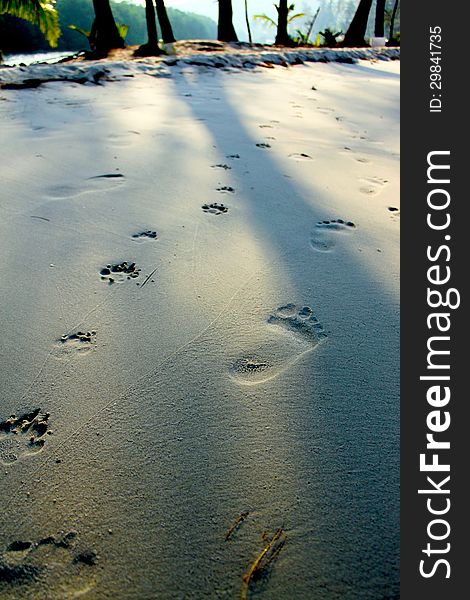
[{"x1": 0, "y1": 42, "x2": 399, "y2": 89}]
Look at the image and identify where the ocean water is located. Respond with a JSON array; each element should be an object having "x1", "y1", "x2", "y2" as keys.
[{"x1": 1, "y1": 51, "x2": 77, "y2": 67}]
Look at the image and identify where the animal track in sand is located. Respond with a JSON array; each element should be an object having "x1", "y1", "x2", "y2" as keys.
[
  {"x1": 202, "y1": 203, "x2": 228, "y2": 215},
  {"x1": 310, "y1": 219, "x2": 356, "y2": 252},
  {"x1": 132, "y1": 230, "x2": 158, "y2": 241},
  {"x1": 212, "y1": 163, "x2": 232, "y2": 170},
  {"x1": 256, "y1": 143, "x2": 271, "y2": 149},
  {"x1": 226, "y1": 154, "x2": 240, "y2": 160},
  {"x1": 0, "y1": 409, "x2": 50, "y2": 465},
  {"x1": 57, "y1": 330, "x2": 97, "y2": 355},
  {"x1": 230, "y1": 305, "x2": 327, "y2": 386},
  {"x1": 359, "y1": 176, "x2": 389, "y2": 195},
  {"x1": 45, "y1": 173, "x2": 125, "y2": 200},
  {"x1": 0, "y1": 531, "x2": 97, "y2": 592},
  {"x1": 216, "y1": 186, "x2": 235, "y2": 194},
  {"x1": 100, "y1": 261, "x2": 141, "y2": 284}
]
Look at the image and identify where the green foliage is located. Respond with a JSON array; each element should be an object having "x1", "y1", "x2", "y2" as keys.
[
  {"x1": 68, "y1": 21, "x2": 128, "y2": 48},
  {"x1": 291, "y1": 6, "x2": 320, "y2": 46},
  {"x1": 116, "y1": 22, "x2": 128, "y2": 41},
  {"x1": 0, "y1": 0, "x2": 217, "y2": 53},
  {"x1": 67, "y1": 23, "x2": 89, "y2": 40},
  {"x1": 254, "y1": 2, "x2": 304, "y2": 29},
  {"x1": 319, "y1": 27, "x2": 342, "y2": 47},
  {"x1": 0, "y1": 0, "x2": 60, "y2": 46},
  {"x1": 253, "y1": 13, "x2": 277, "y2": 28}
]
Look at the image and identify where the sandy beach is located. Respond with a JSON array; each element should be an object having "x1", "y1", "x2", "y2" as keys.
[{"x1": 0, "y1": 56, "x2": 399, "y2": 598}]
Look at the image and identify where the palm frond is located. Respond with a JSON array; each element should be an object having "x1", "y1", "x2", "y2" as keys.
[
  {"x1": 0, "y1": 0, "x2": 60, "y2": 47},
  {"x1": 287, "y1": 12, "x2": 305, "y2": 23},
  {"x1": 253, "y1": 13, "x2": 277, "y2": 28}
]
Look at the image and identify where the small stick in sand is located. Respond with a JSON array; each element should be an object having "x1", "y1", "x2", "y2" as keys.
[
  {"x1": 240, "y1": 528, "x2": 286, "y2": 600},
  {"x1": 225, "y1": 511, "x2": 249, "y2": 541},
  {"x1": 140, "y1": 266, "x2": 158, "y2": 289}
]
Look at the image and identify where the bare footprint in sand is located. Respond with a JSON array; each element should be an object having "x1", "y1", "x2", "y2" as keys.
[
  {"x1": 0, "y1": 409, "x2": 50, "y2": 465},
  {"x1": 288, "y1": 153, "x2": 313, "y2": 161},
  {"x1": 359, "y1": 176, "x2": 389, "y2": 196},
  {"x1": 229, "y1": 304, "x2": 327, "y2": 385},
  {"x1": 106, "y1": 130, "x2": 141, "y2": 148},
  {"x1": 56, "y1": 330, "x2": 97, "y2": 355},
  {"x1": 0, "y1": 531, "x2": 97, "y2": 596},
  {"x1": 267, "y1": 304, "x2": 327, "y2": 341},
  {"x1": 310, "y1": 219, "x2": 356, "y2": 252},
  {"x1": 45, "y1": 173, "x2": 125, "y2": 200},
  {"x1": 341, "y1": 147, "x2": 371, "y2": 164}
]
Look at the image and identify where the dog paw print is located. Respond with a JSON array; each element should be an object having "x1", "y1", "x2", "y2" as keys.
[
  {"x1": 132, "y1": 230, "x2": 158, "y2": 241},
  {"x1": 100, "y1": 262, "x2": 141, "y2": 284},
  {"x1": 58, "y1": 331, "x2": 97, "y2": 354},
  {"x1": 0, "y1": 409, "x2": 50, "y2": 465},
  {"x1": 202, "y1": 203, "x2": 228, "y2": 215}
]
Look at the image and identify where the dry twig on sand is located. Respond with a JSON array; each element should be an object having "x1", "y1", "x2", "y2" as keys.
[
  {"x1": 225, "y1": 511, "x2": 250, "y2": 541},
  {"x1": 140, "y1": 266, "x2": 158, "y2": 289},
  {"x1": 240, "y1": 528, "x2": 287, "y2": 600}
]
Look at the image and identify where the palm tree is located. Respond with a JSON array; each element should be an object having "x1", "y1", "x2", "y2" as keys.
[
  {"x1": 388, "y1": 0, "x2": 399, "y2": 44},
  {"x1": 244, "y1": 0, "x2": 252, "y2": 44},
  {"x1": 218, "y1": 0, "x2": 238, "y2": 42},
  {"x1": 254, "y1": 3, "x2": 304, "y2": 46},
  {"x1": 155, "y1": 0, "x2": 175, "y2": 44},
  {"x1": 0, "y1": 0, "x2": 60, "y2": 47},
  {"x1": 275, "y1": 1, "x2": 290, "y2": 45},
  {"x1": 342, "y1": 0, "x2": 373, "y2": 47},
  {"x1": 135, "y1": 0, "x2": 162, "y2": 56},
  {"x1": 91, "y1": 0, "x2": 125, "y2": 54},
  {"x1": 375, "y1": 0, "x2": 385, "y2": 37}
]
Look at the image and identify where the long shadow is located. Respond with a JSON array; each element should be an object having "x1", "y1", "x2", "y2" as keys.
[{"x1": 169, "y1": 64, "x2": 400, "y2": 597}]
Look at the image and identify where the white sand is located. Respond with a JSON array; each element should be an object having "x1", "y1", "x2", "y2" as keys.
[{"x1": 0, "y1": 59, "x2": 399, "y2": 599}]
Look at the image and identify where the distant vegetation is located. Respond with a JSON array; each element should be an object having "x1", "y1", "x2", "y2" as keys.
[{"x1": 0, "y1": 0, "x2": 217, "y2": 54}]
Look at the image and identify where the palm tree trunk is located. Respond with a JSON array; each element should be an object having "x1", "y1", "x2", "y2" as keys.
[
  {"x1": 275, "y1": 0, "x2": 290, "y2": 46},
  {"x1": 375, "y1": 0, "x2": 386, "y2": 37},
  {"x1": 155, "y1": 0, "x2": 175, "y2": 44},
  {"x1": 135, "y1": 0, "x2": 161, "y2": 55},
  {"x1": 218, "y1": 0, "x2": 238, "y2": 42},
  {"x1": 145, "y1": 0, "x2": 159, "y2": 47},
  {"x1": 388, "y1": 0, "x2": 399, "y2": 42},
  {"x1": 92, "y1": 0, "x2": 125, "y2": 53},
  {"x1": 342, "y1": 0, "x2": 373, "y2": 47},
  {"x1": 244, "y1": 0, "x2": 252, "y2": 44}
]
